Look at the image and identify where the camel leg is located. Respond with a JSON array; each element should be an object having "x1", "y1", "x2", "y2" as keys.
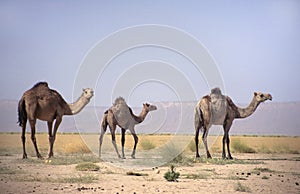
[
  {"x1": 194, "y1": 127, "x2": 201, "y2": 158},
  {"x1": 223, "y1": 119, "x2": 233, "y2": 159},
  {"x1": 131, "y1": 131, "x2": 138, "y2": 159},
  {"x1": 202, "y1": 127, "x2": 212, "y2": 159},
  {"x1": 47, "y1": 121, "x2": 53, "y2": 158},
  {"x1": 226, "y1": 132, "x2": 233, "y2": 160},
  {"x1": 99, "y1": 116, "x2": 108, "y2": 158},
  {"x1": 121, "y1": 128, "x2": 126, "y2": 159},
  {"x1": 29, "y1": 119, "x2": 42, "y2": 159},
  {"x1": 108, "y1": 124, "x2": 121, "y2": 158},
  {"x1": 111, "y1": 132, "x2": 121, "y2": 159},
  {"x1": 194, "y1": 110, "x2": 202, "y2": 158},
  {"x1": 21, "y1": 120, "x2": 27, "y2": 159},
  {"x1": 48, "y1": 117, "x2": 62, "y2": 158}
]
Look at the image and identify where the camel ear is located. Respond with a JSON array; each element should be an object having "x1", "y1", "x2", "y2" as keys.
[{"x1": 254, "y1": 92, "x2": 257, "y2": 96}]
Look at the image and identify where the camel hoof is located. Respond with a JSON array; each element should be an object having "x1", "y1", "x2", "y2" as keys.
[
  {"x1": 22, "y1": 154, "x2": 27, "y2": 159},
  {"x1": 48, "y1": 153, "x2": 54, "y2": 158},
  {"x1": 131, "y1": 155, "x2": 136, "y2": 159},
  {"x1": 207, "y1": 153, "x2": 212, "y2": 159},
  {"x1": 228, "y1": 156, "x2": 233, "y2": 160},
  {"x1": 196, "y1": 154, "x2": 200, "y2": 158}
]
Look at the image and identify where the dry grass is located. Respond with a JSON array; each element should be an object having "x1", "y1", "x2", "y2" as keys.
[{"x1": 0, "y1": 133, "x2": 299, "y2": 156}]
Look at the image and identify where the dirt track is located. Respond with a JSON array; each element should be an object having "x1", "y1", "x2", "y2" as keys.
[{"x1": 0, "y1": 153, "x2": 299, "y2": 194}]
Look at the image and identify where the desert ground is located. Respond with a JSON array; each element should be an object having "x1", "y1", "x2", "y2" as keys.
[{"x1": 0, "y1": 133, "x2": 299, "y2": 193}]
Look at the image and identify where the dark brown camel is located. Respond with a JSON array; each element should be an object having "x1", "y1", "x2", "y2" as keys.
[{"x1": 18, "y1": 82, "x2": 94, "y2": 159}]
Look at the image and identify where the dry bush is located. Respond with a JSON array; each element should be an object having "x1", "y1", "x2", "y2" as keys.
[
  {"x1": 63, "y1": 142, "x2": 91, "y2": 154},
  {"x1": 140, "y1": 139, "x2": 156, "y2": 150},
  {"x1": 231, "y1": 139, "x2": 256, "y2": 153}
]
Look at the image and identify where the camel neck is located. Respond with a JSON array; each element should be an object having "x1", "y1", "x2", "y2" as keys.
[
  {"x1": 236, "y1": 96, "x2": 260, "y2": 119},
  {"x1": 131, "y1": 108, "x2": 149, "y2": 124},
  {"x1": 66, "y1": 94, "x2": 90, "y2": 115}
]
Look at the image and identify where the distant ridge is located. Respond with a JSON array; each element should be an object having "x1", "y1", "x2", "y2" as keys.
[{"x1": 1, "y1": 100, "x2": 299, "y2": 136}]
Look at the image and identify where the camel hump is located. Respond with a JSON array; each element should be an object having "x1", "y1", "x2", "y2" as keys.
[
  {"x1": 113, "y1": 97, "x2": 126, "y2": 106},
  {"x1": 210, "y1": 87, "x2": 225, "y2": 102},
  {"x1": 210, "y1": 87, "x2": 222, "y2": 95},
  {"x1": 209, "y1": 87, "x2": 227, "y2": 124},
  {"x1": 33, "y1": 82, "x2": 49, "y2": 88}
]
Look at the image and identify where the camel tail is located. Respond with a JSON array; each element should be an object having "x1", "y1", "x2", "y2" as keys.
[
  {"x1": 194, "y1": 106, "x2": 203, "y2": 132},
  {"x1": 17, "y1": 97, "x2": 27, "y2": 127}
]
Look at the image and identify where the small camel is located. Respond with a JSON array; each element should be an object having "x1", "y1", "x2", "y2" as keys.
[
  {"x1": 99, "y1": 97, "x2": 157, "y2": 159},
  {"x1": 18, "y1": 82, "x2": 94, "y2": 159},
  {"x1": 194, "y1": 88, "x2": 272, "y2": 159}
]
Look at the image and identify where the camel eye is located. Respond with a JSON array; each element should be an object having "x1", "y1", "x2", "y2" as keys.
[{"x1": 260, "y1": 94, "x2": 264, "y2": 98}]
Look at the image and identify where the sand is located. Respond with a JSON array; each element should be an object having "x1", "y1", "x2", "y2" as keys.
[{"x1": 0, "y1": 153, "x2": 299, "y2": 194}]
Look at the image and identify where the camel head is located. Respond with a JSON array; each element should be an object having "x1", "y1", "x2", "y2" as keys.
[
  {"x1": 82, "y1": 88, "x2": 94, "y2": 100},
  {"x1": 254, "y1": 92, "x2": 272, "y2": 103},
  {"x1": 143, "y1": 103, "x2": 157, "y2": 112}
]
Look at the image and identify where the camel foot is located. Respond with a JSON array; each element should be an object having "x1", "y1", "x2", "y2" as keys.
[
  {"x1": 131, "y1": 155, "x2": 136, "y2": 159},
  {"x1": 47, "y1": 152, "x2": 54, "y2": 158},
  {"x1": 122, "y1": 156, "x2": 126, "y2": 159},
  {"x1": 222, "y1": 153, "x2": 226, "y2": 159},
  {"x1": 196, "y1": 154, "x2": 200, "y2": 158},
  {"x1": 228, "y1": 155, "x2": 233, "y2": 160},
  {"x1": 22, "y1": 154, "x2": 27, "y2": 159},
  {"x1": 207, "y1": 152, "x2": 212, "y2": 159},
  {"x1": 37, "y1": 154, "x2": 43, "y2": 159}
]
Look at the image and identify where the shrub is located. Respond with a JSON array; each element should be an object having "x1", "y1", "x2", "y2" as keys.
[
  {"x1": 235, "y1": 182, "x2": 251, "y2": 192},
  {"x1": 232, "y1": 139, "x2": 256, "y2": 153},
  {"x1": 262, "y1": 176, "x2": 269, "y2": 179},
  {"x1": 63, "y1": 142, "x2": 91, "y2": 154},
  {"x1": 164, "y1": 165, "x2": 180, "y2": 182},
  {"x1": 75, "y1": 162, "x2": 100, "y2": 171},
  {"x1": 187, "y1": 140, "x2": 196, "y2": 152},
  {"x1": 140, "y1": 139, "x2": 156, "y2": 150}
]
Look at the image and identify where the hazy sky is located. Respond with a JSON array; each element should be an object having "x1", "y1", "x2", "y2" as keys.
[{"x1": 1, "y1": 1, "x2": 300, "y2": 106}]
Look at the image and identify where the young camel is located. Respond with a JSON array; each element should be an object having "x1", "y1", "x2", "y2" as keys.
[
  {"x1": 194, "y1": 88, "x2": 272, "y2": 159},
  {"x1": 99, "y1": 97, "x2": 157, "y2": 159},
  {"x1": 18, "y1": 82, "x2": 94, "y2": 159}
]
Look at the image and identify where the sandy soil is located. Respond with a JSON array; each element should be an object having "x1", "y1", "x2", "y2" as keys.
[{"x1": 0, "y1": 153, "x2": 299, "y2": 194}]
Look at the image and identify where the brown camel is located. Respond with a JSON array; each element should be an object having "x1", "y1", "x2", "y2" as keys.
[
  {"x1": 99, "y1": 97, "x2": 157, "y2": 159},
  {"x1": 18, "y1": 82, "x2": 94, "y2": 159},
  {"x1": 194, "y1": 87, "x2": 272, "y2": 159}
]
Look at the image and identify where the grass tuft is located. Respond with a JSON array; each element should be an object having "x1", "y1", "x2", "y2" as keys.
[
  {"x1": 253, "y1": 167, "x2": 274, "y2": 173},
  {"x1": 75, "y1": 162, "x2": 100, "y2": 171},
  {"x1": 140, "y1": 139, "x2": 156, "y2": 150},
  {"x1": 262, "y1": 176, "x2": 269, "y2": 179},
  {"x1": 58, "y1": 175, "x2": 98, "y2": 183},
  {"x1": 235, "y1": 182, "x2": 251, "y2": 192},
  {"x1": 184, "y1": 173, "x2": 209, "y2": 179},
  {"x1": 232, "y1": 139, "x2": 256, "y2": 153},
  {"x1": 63, "y1": 142, "x2": 91, "y2": 154},
  {"x1": 164, "y1": 165, "x2": 180, "y2": 182}
]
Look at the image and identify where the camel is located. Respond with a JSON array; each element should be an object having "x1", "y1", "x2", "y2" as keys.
[
  {"x1": 18, "y1": 82, "x2": 94, "y2": 159},
  {"x1": 194, "y1": 87, "x2": 272, "y2": 159},
  {"x1": 99, "y1": 97, "x2": 157, "y2": 159}
]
